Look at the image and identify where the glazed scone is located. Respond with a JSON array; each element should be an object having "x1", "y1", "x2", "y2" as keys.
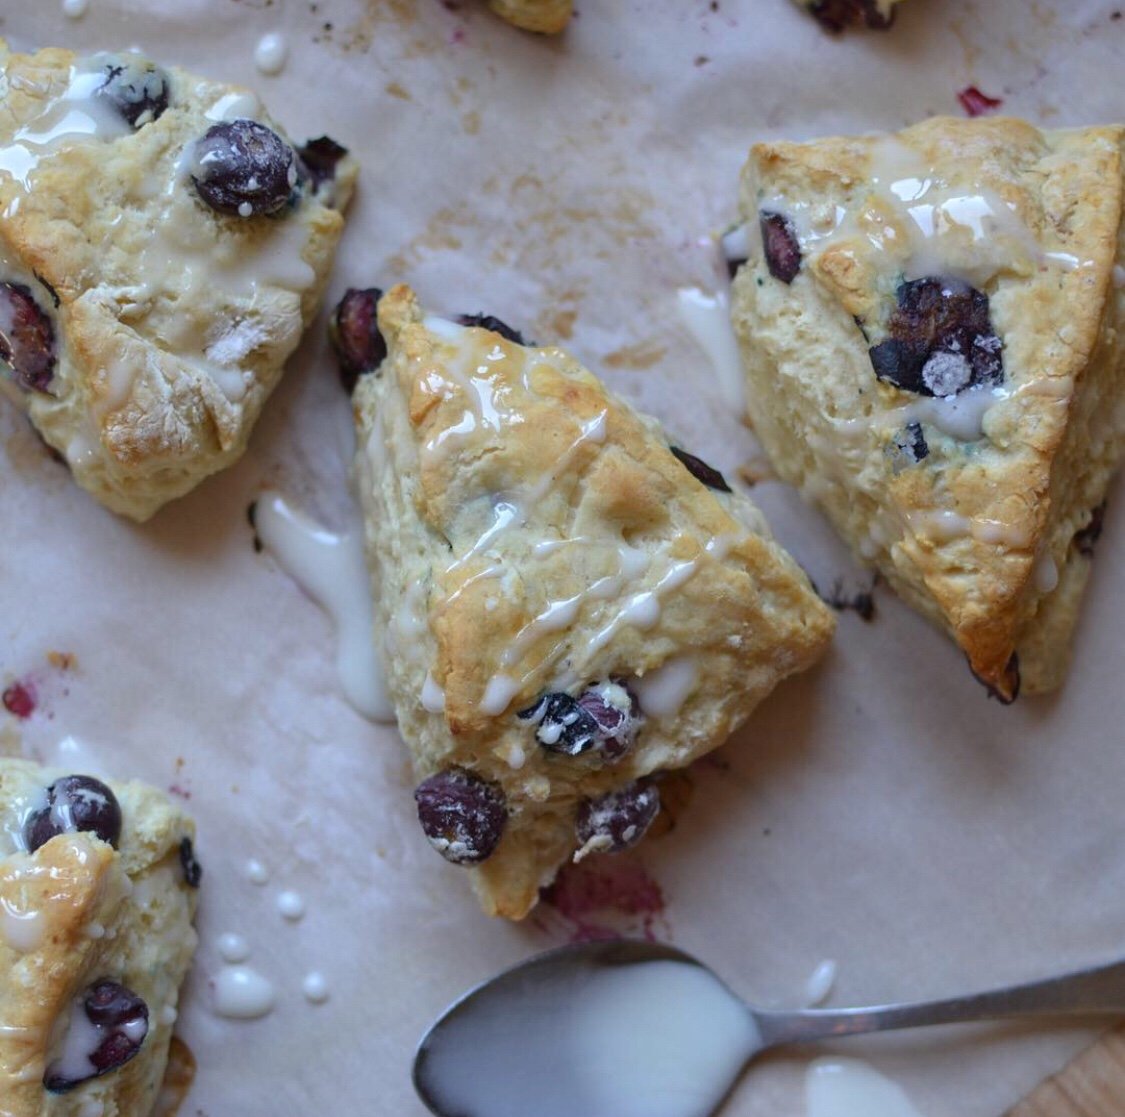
[
  {"x1": 351, "y1": 285, "x2": 834, "y2": 919},
  {"x1": 730, "y1": 116, "x2": 1125, "y2": 700},
  {"x1": 0, "y1": 758, "x2": 200, "y2": 1116},
  {"x1": 795, "y1": 0, "x2": 903, "y2": 31},
  {"x1": 487, "y1": 0, "x2": 572, "y2": 33},
  {"x1": 0, "y1": 41, "x2": 356, "y2": 521}
]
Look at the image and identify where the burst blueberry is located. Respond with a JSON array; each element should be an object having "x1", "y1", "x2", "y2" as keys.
[
  {"x1": 576, "y1": 781, "x2": 661, "y2": 853},
  {"x1": 96, "y1": 57, "x2": 170, "y2": 127},
  {"x1": 414, "y1": 769, "x2": 507, "y2": 865},
  {"x1": 0, "y1": 283, "x2": 56, "y2": 394},
  {"x1": 24, "y1": 775, "x2": 122, "y2": 853}
]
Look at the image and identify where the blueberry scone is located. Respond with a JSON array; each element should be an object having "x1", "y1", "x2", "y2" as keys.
[
  {"x1": 348, "y1": 284, "x2": 834, "y2": 919},
  {"x1": 487, "y1": 0, "x2": 572, "y2": 33},
  {"x1": 795, "y1": 0, "x2": 903, "y2": 32},
  {"x1": 730, "y1": 117, "x2": 1125, "y2": 700},
  {"x1": 0, "y1": 758, "x2": 200, "y2": 1116},
  {"x1": 0, "y1": 41, "x2": 356, "y2": 521}
]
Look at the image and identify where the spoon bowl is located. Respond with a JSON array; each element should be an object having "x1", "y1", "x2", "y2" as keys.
[{"x1": 414, "y1": 939, "x2": 1125, "y2": 1117}]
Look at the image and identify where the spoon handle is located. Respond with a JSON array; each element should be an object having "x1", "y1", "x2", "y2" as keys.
[{"x1": 753, "y1": 957, "x2": 1125, "y2": 1048}]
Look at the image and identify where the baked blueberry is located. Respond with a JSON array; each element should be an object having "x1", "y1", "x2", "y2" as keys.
[
  {"x1": 1074, "y1": 501, "x2": 1106, "y2": 557},
  {"x1": 329, "y1": 288, "x2": 386, "y2": 393},
  {"x1": 44, "y1": 981, "x2": 149, "y2": 1093},
  {"x1": 520, "y1": 682, "x2": 642, "y2": 759},
  {"x1": 759, "y1": 211, "x2": 802, "y2": 284},
  {"x1": 414, "y1": 769, "x2": 507, "y2": 865},
  {"x1": 191, "y1": 120, "x2": 297, "y2": 218},
  {"x1": 0, "y1": 282, "x2": 56, "y2": 393},
  {"x1": 886, "y1": 420, "x2": 928, "y2": 471},
  {"x1": 456, "y1": 314, "x2": 527, "y2": 345},
  {"x1": 24, "y1": 775, "x2": 123, "y2": 853},
  {"x1": 96, "y1": 57, "x2": 170, "y2": 127},
  {"x1": 576, "y1": 781, "x2": 661, "y2": 853},
  {"x1": 297, "y1": 136, "x2": 349, "y2": 188},
  {"x1": 670, "y1": 446, "x2": 732, "y2": 492},
  {"x1": 179, "y1": 836, "x2": 203, "y2": 888},
  {"x1": 806, "y1": 0, "x2": 896, "y2": 31},
  {"x1": 869, "y1": 277, "x2": 1003, "y2": 396}
]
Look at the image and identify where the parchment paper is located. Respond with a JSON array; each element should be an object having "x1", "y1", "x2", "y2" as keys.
[{"x1": 2, "y1": 1, "x2": 1125, "y2": 1114}]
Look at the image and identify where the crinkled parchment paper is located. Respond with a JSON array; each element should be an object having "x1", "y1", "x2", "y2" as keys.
[{"x1": 3, "y1": 1, "x2": 1125, "y2": 1114}]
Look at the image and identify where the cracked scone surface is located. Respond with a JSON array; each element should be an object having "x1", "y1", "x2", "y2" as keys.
[
  {"x1": 0, "y1": 758, "x2": 199, "y2": 1117},
  {"x1": 731, "y1": 116, "x2": 1125, "y2": 700},
  {"x1": 0, "y1": 41, "x2": 356, "y2": 521},
  {"x1": 353, "y1": 285, "x2": 834, "y2": 919},
  {"x1": 487, "y1": 0, "x2": 572, "y2": 33}
]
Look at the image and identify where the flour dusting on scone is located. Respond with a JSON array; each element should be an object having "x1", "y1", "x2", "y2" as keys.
[
  {"x1": 487, "y1": 0, "x2": 572, "y2": 33},
  {"x1": 0, "y1": 41, "x2": 356, "y2": 521},
  {"x1": 0, "y1": 758, "x2": 199, "y2": 1116},
  {"x1": 351, "y1": 284, "x2": 834, "y2": 919},
  {"x1": 730, "y1": 116, "x2": 1125, "y2": 700}
]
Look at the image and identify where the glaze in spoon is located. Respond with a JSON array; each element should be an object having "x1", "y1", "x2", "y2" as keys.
[{"x1": 414, "y1": 939, "x2": 1125, "y2": 1117}]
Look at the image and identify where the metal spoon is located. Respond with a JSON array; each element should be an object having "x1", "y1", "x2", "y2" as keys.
[{"x1": 414, "y1": 939, "x2": 1125, "y2": 1117}]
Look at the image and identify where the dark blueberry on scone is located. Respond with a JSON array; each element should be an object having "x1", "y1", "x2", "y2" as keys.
[
  {"x1": 191, "y1": 119, "x2": 297, "y2": 217},
  {"x1": 868, "y1": 277, "x2": 1003, "y2": 397},
  {"x1": 329, "y1": 287, "x2": 386, "y2": 392},
  {"x1": 799, "y1": 0, "x2": 901, "y2": 32},
  {"x1": 414, "y1": 769, "x2": 507, "y2": 865},
  {"x1": 1074, "y1": 502, "x2": 1106, "y2": 557},
  {"x1": 670, "y1": 447, "x2": 733, "y2": 492},
  {"x1": 759, "y1": 211, "x2": 802, "y2": 284},
  {"x1": 519, "y1": 682, "x2": 641, "y2": 760},
  {"x1": 44, "y1": 980, "x2": 150, "y2": 1092},
  {"x1": 457, "y1": 314, "x2": 528, "y2": 345},
  {"x1": 576, "y1": 781, "x2": 661, "y2": 855},
  {"x1": 0, "y1": 282, "x2": 56, "y2": 393},
  {"x1": 179, "y1": 836, "x2": 203, "y2": 887},
  {"x1": 96, "y1": 56, "x2": 170, "y2": 127},
  {"x1": 24, "y1": 774, "x2": 123, "y2": 852},
  {"x1": 297, "y1": 136, "x2": 349, "y2": 187}
]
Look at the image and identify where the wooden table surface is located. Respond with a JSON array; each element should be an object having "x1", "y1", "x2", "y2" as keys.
[{"x1": 1008, "y1": 1028, "x2": 1125, "y2": 1116}]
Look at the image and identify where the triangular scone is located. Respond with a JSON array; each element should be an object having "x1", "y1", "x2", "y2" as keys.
[
  {"x1": 488, "y1": 0, "x2": 571, "y2": 33},
  {"x1": 0, "y1": 41, "x2": 356, "y2": 521},
  {"x1": 730, "y1": 116, "x2": 1125, "y2": 700},
  {"x1": 0, "y1": 759, "x2": 199, "y2": 1114},
  {"x1": 353, "y1": 285, "x2": 834, "y2": 918}
]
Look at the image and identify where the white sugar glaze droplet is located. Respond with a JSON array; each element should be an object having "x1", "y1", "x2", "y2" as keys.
[
  {"x1": 254, "y1": 491, "x2": 395, "y2": 723},
  {"x1": 276, "y1": 891, "x2": 305, "y2": 921},
  {"x1": 62, "y1": 0, "x2": 90, "y2": 18},
  {"x1": 806, "y1": 1057, "x2": 925, "y2": 1117},
  {"x1": 218, "y1": 933, "x2": 251, "y2": 963},
  {"x1": 245, "y1": 859, "x2": 270, "y2": 885},
  {"x1": 804, "y1": 959, "x2": 838, "y2": 1006},
  {"x1": 212, "y1": 966, "x2": 276, "y2": 1019},
  {"x1": 302, "y1": 972, "x2": 329, "y2": 1003},
  {"x1": 254, "y1": 33, "x2": 289, "y2": 76}
]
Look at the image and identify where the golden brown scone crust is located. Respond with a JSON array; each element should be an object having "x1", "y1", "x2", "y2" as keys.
[
  {"x1": 0, "y1": 759, "x2": 199, "y2": 1117},
  {"x1": 354, "y1": 285, "x2": 834, "y2": 918},
  {"x1": 487, "y1": 0, "x2": 572, "y2": 33},
  {"x1": 732, "y1": 116, "x2": 1125, "y2": 700},
  {"x1": 0, "y1": 40, "x2": 356, "y2": 521}
]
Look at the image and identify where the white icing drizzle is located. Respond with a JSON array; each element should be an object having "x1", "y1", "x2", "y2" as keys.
[
  {"x1": 677, "y1": 287, "x2": 746, "y2": 412},
  {"x1": 217, "y1": 933, "x2": 251, "y2": 964},
  {"x1": 254, "y1": 33, "x2": 289, "y2": 76},
  {"x1": 633, "y1": 657, "x2": 700, "y2": 720},
  {"x1": 805, "y1": 1057, "x2": 924, "y2": 1117},
  {"x1": 211, "y1": 966, "x2": 276, "y2": 1019},
  {"x1": 0, "y1": 62, "x2": 132, "y2": 189},
  {"x1": 421, "y1": 671, "x2": 446, "y2": 713},
  {"x1": 0, "y1": 895, "x2": 44, "y2": 953},
  {"x1": 1034, "y1": 549, "x2": 1059, "y2": 594},
  {"x1": 803, "y1": 959, "x2": 838, "y2": 1007},
  {"x1": 62, "y1": 0, "x2": 90, "y2": 17},
  {"x1": 48, "y1": 999, "x2": 104, "y2": 1086},
  {"x1": 204, "y1": 91, "x2": 262, "y2": 123},
  {"x1": 255, "y1": 492, "x2": 395, "y2": 724}
]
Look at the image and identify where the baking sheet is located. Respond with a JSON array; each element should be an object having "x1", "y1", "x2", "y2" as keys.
[{"x1": 2, "y1": 0, "x2": 1125, "y2": 1113}]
